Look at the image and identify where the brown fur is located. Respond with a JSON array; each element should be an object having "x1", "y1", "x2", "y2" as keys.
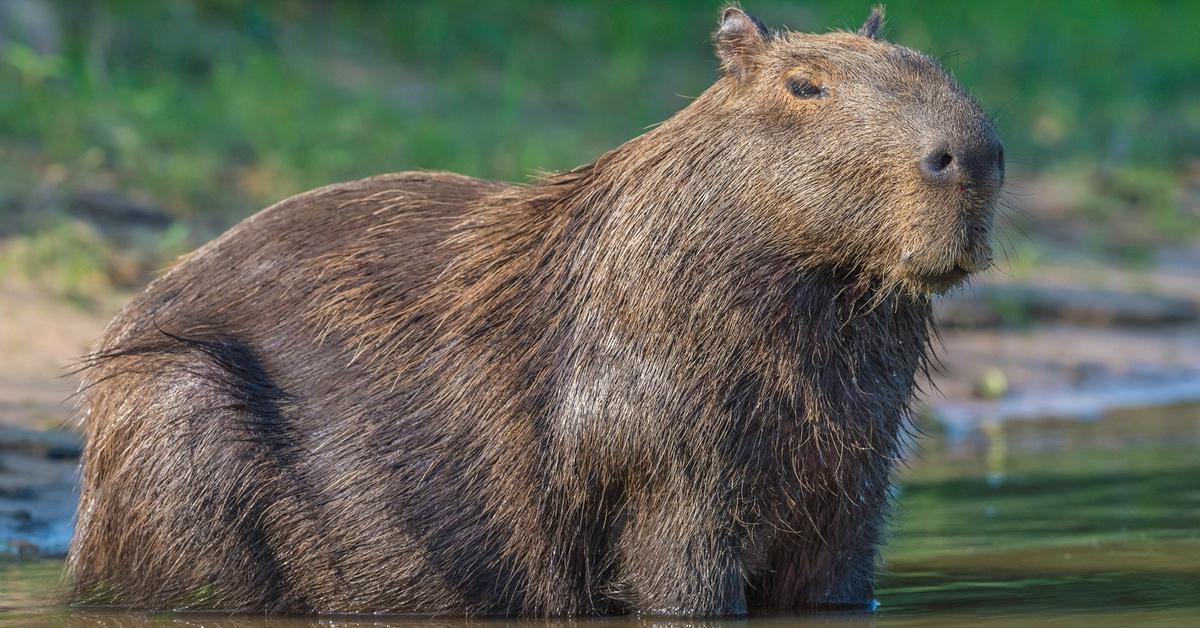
[{"x1": 68, "y1": 6, "x2": 1002, "y2": 617}]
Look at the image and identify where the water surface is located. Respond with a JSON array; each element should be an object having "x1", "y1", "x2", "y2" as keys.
[{"x1": 3, "y1": 404, "x2": 1197, "y2": 627}]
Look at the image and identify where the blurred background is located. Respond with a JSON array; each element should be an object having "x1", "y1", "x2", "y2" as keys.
[{"x1": 1, "y1": 1, "x2": 1198, "y2": 624}]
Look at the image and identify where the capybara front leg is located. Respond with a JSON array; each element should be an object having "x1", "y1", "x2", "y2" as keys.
[
  {"x1": 613, "y1": 498, "x2": 749, "y2": 616},
  {"x1": 751, "y1": 488, "x2": 885, "y2": 611},
  {"x1": 749, "y1": 533, "x2": 878, "y2": 612}
]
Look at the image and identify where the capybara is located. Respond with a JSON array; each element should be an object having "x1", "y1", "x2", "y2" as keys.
[{"x1": 69, "y1": 5, "x2": 1003, "y2": 617}]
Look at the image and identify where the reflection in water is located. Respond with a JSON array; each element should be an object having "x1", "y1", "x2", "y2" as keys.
[{"x1": 2, "y1": 405, "x2": 1198, "y2": 627}]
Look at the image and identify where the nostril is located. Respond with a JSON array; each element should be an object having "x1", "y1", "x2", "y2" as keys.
[
  {"x1": 921, "y1": 150, "x2": 954, "y2": 177},
  {"x1": 997, "y1": 145, "x2": 1006, "y2": 172}
]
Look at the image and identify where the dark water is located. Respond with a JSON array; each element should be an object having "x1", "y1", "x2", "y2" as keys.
[{"x1": 3, "y1": 404, "x2": 1198, "y2": 627}]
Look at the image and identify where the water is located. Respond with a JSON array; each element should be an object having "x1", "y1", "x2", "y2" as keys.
[{"x1": 2, "y1": 405, "x2": 1198, "y2": 627}]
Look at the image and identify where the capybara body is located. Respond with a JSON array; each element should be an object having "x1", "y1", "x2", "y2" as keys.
[{"x1": 69, "y1": 7, "x2": 1003, "y2": 617}]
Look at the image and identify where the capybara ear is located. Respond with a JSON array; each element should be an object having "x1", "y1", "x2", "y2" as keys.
[
  {"x1": 858, "y1": 5, "x2": 886, "y2": 40},
  {"x1": 715, "y1": 6, "x2": 769, "y2": 80}
]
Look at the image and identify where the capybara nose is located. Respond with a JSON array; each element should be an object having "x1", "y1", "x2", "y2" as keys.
[{"x1": 919, "y1": 136, "x2": 1004, "y2": 190}]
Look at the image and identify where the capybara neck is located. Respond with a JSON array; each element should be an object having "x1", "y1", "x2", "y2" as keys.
[
  {"x1": 432, "y1": 99, "x2": 936, "y2": 460},
  {"x1": 452, "y1": 88, "x2": 935, "y2": 369}
]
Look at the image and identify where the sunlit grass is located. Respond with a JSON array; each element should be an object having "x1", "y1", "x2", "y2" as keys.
[{"x1": 0, "y1": 1, "x2": 1196, "y2": 293}]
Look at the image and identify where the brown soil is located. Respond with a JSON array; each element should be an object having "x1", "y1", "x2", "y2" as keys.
[
  {"x1": 2, "y1": 243, "x2": 1199, "y2": 558},
  {"x1": 0, "y1": 279, "x2": 124, "y2": 430},
  {"x1": 2, "y1": 248, "x2": 1199, "y2": 432}
]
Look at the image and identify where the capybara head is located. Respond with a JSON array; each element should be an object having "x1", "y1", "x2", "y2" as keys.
[{"x1": 697, "y1": 6, "x2": 1003, "y2": 294}]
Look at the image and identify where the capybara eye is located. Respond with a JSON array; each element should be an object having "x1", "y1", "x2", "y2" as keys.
[{"x1": 787, "y1": 77, "x2": 824, "y2": 99}]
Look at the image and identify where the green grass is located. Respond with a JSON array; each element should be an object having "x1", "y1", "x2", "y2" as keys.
[
  {"x1": 0, "y1": 217, "x2": 114, "y2": 303},
  {"x1": 1, "y1": 1, "x2": 1197, "y2": 293}
]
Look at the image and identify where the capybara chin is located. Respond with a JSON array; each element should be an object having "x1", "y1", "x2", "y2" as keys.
[{"x1": 69, "y1": 5, "x2": 1002, "y2": 617}]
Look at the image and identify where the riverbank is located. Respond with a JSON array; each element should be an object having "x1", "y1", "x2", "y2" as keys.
[{"x1": 2, "y1": 242, "x2": 1199, "y2": 557}]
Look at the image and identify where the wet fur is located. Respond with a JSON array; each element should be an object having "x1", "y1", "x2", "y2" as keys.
[{"x1": 69, "y1": 6, "x2": 996, "y2": 617}]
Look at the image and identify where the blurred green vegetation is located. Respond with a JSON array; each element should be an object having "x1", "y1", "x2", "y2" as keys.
[{"x1": 1, "y1": 0, "x2": 1198, "y2": 297}]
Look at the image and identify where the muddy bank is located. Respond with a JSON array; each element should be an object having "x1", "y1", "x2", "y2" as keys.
[
  {"x1": 926, "y1": 269, "x2": 1200, "y2": 432},
  {"x1": 2, "y1": 254, "x2": 1199, "y2": 557},
  {"x1": 0, "y1": 425, "x2": 78, "y2": 557},
  {"x1": 0, "y1": 281, "x2": 100, "y2": 557}
]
